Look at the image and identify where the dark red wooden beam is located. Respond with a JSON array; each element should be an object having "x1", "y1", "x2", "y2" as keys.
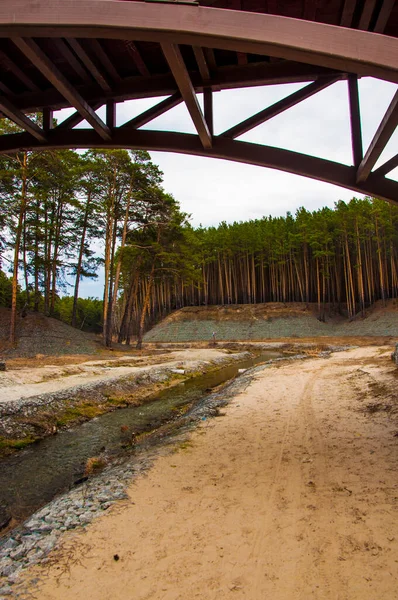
[
  {"x1": 5, "y1": 62, "x2": 343, "y2": 115},
  {"x1": 161, "y1": 42, "x2": 212, "y2": 148},
  {"x1": 66, "y1": 39, "x2": 111, "y2": 92},
  {"x1": 193, "y1": 46, "x2": 210, "y2": 81},
  {"x1": 125, "y1": 41, "x2": 150, "y2": 77},
  {"x1": 267, "y1": 0, "x2": 279, "y2": 15},
  {"x1": 303, "y1": 0, "x2": 318, "y2": 22},
  {"x1": 120, "y1": 92, "x2": 182, "y2": 129},
  {"x1": 204, "y1": 87, "x2": 213, "y2": 136},
  {"x1": 106, "y1": 99, "x2": 116, "y2": 129},
  {"x1": 357, "y1": 90, "x2": 398, "y2": 182},
  {"x1": 347, "y1": 74, "x2": 363, "y2": 168},
  {"x1": 52, "y1": 38, "x2": 90, "y2": 83},
  {"x1": 42, "y1": 106, "x2": 53, "y2": 131},
  {"x1": 0, "y1": 79, "x2": 11, "y2": 95},
  {"x1": 0, "y1": 128, "x2": 396, "y2": 203},
  {"x1": 221, "y1": 76, "x2": 340, "y2": 139},
  {"x1": 373, "y1": 153, "x2": 398, "y2": 177},
  {"x1": 340, "y1": 0, "x2": 357, "y2": 27},
  {"x1": 373, "y1": 0, "x2": 395, "y2": 33},
  {"x1": 357, "y1": 0, "x2": 377, "y2": 30},
  {"x1": 55, "y1": 101, "x2": 103, "y2": 130},
  {"x1": 12, "y1": 37, "x2": 111, "y2": 140},
  {"x1": 0, "y1": 48, "x2": 39, "y2": 92},
  {"x1": 203, "y1": 49, "x2": 217, "y2": 72},
  {"x1": 1, "y1": 3, "x2": 397, "y2": 82},
  {"x1": 0, "y1": 95, "x2": 46, "y2": 141},
  {"x1": 89, "y1": 39, "x2": 121, "y2": 83}
]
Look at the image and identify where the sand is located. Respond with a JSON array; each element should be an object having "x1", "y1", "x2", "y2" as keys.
[
  {"x1": 18, "y1": 346, "x2": 398, "y2": 599},
  {"x1": 0, "y1": 349, "x2": 236, "y2": 404}
]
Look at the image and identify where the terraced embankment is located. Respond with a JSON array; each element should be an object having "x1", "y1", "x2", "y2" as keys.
[{"x1": 144, "y1": 301, "x2": 398, "y2": 343}]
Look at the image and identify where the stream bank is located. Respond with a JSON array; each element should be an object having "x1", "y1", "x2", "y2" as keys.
[
  {"x1": 0, "y1": 352, "x2": 285, "y2": 594},
  {"x1": 0, "y1": 345, "x2": 354, "y2": 597},
  {"x1": 8, "y1": 345, "x2": 398, "y2": 600},
  {"x1": 0, "y1": 350, "x2": 257, "y2": 457}
]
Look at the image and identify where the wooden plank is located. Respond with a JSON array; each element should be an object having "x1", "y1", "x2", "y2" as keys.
[
  {"x1": 55, "y1": 102, "x2": 103, "y2": 130},
  {"x1": 120, "y1": 92, "x2": 182, "y2": 129},
  {"x1": 303, "y1": 0, "x2": 318, "y2": 21},
  {"x1": 357, "y1": 90, "x2": 398, "y2": 182},
  {"x1": 89, "y1": 39, "x2": 121, "y2": 82},
  {"x1": 373, "y1": 0, "x2": 395, "y2": 33},
  {"x1": 52, "y1": 38, "x2": 90, "y2": 82},
  {"x1": 212, "y1": 62, "x2": 344, "y2": 89},
  {"x1": 66, "y1": 38, "x2": 111, "y2": 91},
  {"x1": 230, "y1": 0, "x2": 249, "y2": 66},
  {"x1": 357, "y1": 0, "x2": 377, "y2": 30},
  {"x1": 0, "y1": 95, "x2": 46, "y2": 141},
  {"x1": 203, "y1": 48, "x2": 217, "y2": 72},
  {"x1": 0, "y1": 80, "x2": 11, "y2": 95},
  {"x1": 340, "y1": 0, "x2": 357, "y2": 27},
  {"x1": 161, "y1": 42, "x2": 211, "y2": 148},
  {"x1": 106, "y1": 99, "x2": 116, "y2": 129},
  {"x1": 42, "y1": 106, "x2": 53, "y2": 131},
  {"x1": 347, "y1": 74, "x2": 363, "y2": 167},
  {"x1": 1, "y1": 128, "x2": 397, "y2": 203},
  {"x1": 192, "y1": 46, "x2": 210, "y2": 81},
  {"x1": 237, "y1": 52, "x2": 248, "y2": 65},
  {"x1": 125, "y1": 41, "x2": 150, "y2": 77},
  {"x1": 1, "y1": 3, "x2": 398, "y2": 83},
  {"x1": 204, "y1": 86, "x2": 213, "y2": 136},
  {"x1": 221, "y1": 76, "x2": 340, "y2": 138},
  {"x1": 373, "y1": 153, "x2": 398, "y2": 177},
  {"x1": 267, "y1": 0, "x2": 279, "y2": 14},
  {"x1": 0, "y1": 48, "x2": 39, "y2": 92},
  {"x1": 10, "y1": 64, "x2": 344, "y2": 115},
  {"x1": 13, "y1": 37, "x2": 111, "y2": 140}
]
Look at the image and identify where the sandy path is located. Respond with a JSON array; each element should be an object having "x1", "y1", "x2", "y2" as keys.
[{"x1": 19, "y1": 346, "x2": 398, "y2": 599}]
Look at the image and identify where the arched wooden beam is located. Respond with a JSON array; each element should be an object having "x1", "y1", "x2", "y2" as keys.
[
  {"x1": 1, "y1": 1, "x2": 397, "y2": 83},
  {"x1": 0, "y1": 128, "x2": 396, "y2": 203}
]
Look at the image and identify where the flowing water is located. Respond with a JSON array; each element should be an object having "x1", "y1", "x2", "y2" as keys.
[{"x1": 0, "y1": 352, "x2": 279, "y2": 525}]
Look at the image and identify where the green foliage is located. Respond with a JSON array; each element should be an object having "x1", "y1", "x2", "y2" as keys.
[
  {"x1": 0, "y1": 270, "x2": 13, "y2": 307},
  {"x1": 54, "y1": 296, "x2": 103, "y2": 332},
  {"x1": 119, "y1": 196, "x2": 398, "y2": 333},
  {"x1": 1, "y1": 122, "x2": 397, "y2": 346}
]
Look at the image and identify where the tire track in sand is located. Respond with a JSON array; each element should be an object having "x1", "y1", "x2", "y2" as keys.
[{"x1": 248, "y1": 363, "x2": 328, "y2": 599}]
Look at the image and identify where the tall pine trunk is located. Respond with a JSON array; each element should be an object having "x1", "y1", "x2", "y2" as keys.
[
  {"x1": 10, "y1": 152, "x2": 28, "y2": 344},
  {"x1": 72, "y1": 191, "x2": 92, "y2": 327}
]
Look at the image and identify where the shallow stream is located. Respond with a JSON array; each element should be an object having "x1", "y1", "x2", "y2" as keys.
[{"x1": 0, "y1": 352, "x2": 280, "y2": 527}]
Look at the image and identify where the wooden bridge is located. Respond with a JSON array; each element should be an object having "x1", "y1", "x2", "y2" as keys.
[{"x1": 0, "y1": 0, "x2": 397, "y2": 200}]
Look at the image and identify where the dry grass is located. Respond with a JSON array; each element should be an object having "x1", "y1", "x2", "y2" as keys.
[{"x1": 84, "y1": 456, "x2": 107, "y2": 476}]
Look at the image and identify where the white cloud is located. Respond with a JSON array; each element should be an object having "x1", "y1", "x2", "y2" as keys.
[{"x1": 55, "y1": 77, "x2": 398, "y2": 230}]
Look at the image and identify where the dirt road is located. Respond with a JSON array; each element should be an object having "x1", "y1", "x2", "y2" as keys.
[{"x1": 20, "y1": 346, "x2": 398, "y2": 599}]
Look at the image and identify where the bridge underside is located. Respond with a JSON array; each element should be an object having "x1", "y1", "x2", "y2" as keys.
[{"x1": 0, "y1": 1, "x2": 397, "y2": 201}]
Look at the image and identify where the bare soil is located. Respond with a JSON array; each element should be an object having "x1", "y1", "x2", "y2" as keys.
[
  {"x1": 0, "y1": 308, "x2": 100, "y2": 358},
  {"x1": 144, "y1": 300, "x2": 398, "y2": 342},
  {"x1": 17, "y1": 346, "x2": 398, "y2": 600}
]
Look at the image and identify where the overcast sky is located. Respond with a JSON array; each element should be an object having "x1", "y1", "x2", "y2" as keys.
[{"x1": 56, "y1": 77, "x2": 398, "y2": 296}]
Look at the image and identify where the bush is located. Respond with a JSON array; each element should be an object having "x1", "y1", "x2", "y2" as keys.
[
  {"x1": 0, "y1": 270, "x2": 13, "y2": 307},
  {"x1": 54, "y1": 295, "x2": 103, "y2": 333}
]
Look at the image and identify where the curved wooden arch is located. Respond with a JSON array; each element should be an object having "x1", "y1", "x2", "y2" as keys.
[
  {"x1": 1, "y1": 1, "x2": 397, "y2": 82},
  {"x1": 0, "y1": 1, "x2": 396, "y2": 201},
  {"x1": 0, "y1": 129, "x2": 396, "y2": 202}
]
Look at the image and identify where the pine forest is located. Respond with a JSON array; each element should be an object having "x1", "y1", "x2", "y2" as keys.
[{"x1": 0, "y1": 144, "x2": 397, "y2": 348}]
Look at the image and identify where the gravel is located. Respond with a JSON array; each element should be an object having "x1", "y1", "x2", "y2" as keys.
[
  {"x1": 0, "y1": 309, "x2": 99, "y2": 358},
  {"x1": 0, "y1": 347, "x2": 357, "y2": 597}
]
